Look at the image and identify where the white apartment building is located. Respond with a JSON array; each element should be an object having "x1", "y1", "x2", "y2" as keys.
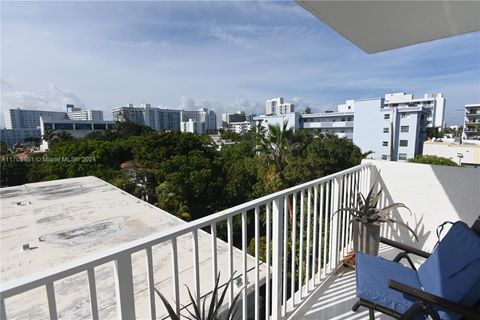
[
  {"x1": 222, "y1": 111, "x2": 246, "y2": 126},
  {"x1": 0, "y1": 128, "x2": 41, "y2": 147},
  {"x1": 254, "y1": 112, "x2": 300, "y2": 132},
  {"x1": 353, "y1": 98, "x2": 428, "y2": 161},
  {"x1": 113, "y1": 104, "x2": 217, "y2": 134},
  {"x1": 300, "y1": 111, "x2": 354, "y2": 140},
  {"x1": 221, "y1": 111, "x2": 256, "y2": 127},
  {"x1": 463, "y1": 103, "x2": 480, "y2": 141},
  {"x1": 2, "y1": 106, "x2": 106, "y2": 146},
  {"x1": 112, "y1": 103, "x2": 181, "y2": 131},
  {"x1": 180, "y1": 118, "x2": 201, "y2": 134},
  {"x1": 39, "y1": 117, "x2": 115, "y2": 151},
  {"x1": 4, "y1": 108, "x2": 68, "y2": 130},
  {"x1": 384, "y1": 92, "x2": 445, "y2": 128},
  {"x1": 229, "y1": 121, "x2": 253, "y2": 134},
  {"x1": 265, "y1": 97, "x2": 295, "y2": 115},
  {"x1": 180, "y1": 108, "x2": 217, "y2": 134},
  {"x1": 66, "y1": 104, "x2": 103, "y2": 121},
  {"x1": 255, "y1": 93, "x2": 437, "y2": 161},
  {"x1": 4, "y1": 105, "x2": 104, "y2": 130}
]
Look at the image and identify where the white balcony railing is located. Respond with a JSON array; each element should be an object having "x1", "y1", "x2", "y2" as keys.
[{"x1": 0, "y1": 163, "x2": 374, "y2": 320}]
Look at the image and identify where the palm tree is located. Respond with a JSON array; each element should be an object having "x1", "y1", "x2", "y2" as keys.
[
  {"x1": 258, "y1": 121, "x2": 297, "y2": 221},
  {"x1": 42, "y1": 129, "x2": 57, "y2": 143},
  {"x1": 55, "y1": 131, "x2": 74, "y2": 142},
  {"x1": 259, "y1": 120, "x2": 295, "y2": 188}
]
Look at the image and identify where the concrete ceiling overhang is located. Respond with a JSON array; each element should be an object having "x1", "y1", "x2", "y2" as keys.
[{"x1": 296, "y1": 0, "x2": 480, "y2": 53}]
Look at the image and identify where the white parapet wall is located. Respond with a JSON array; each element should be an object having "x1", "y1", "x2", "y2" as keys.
[{"x1": 365, "y1": 160, "x2": 480, "y2": 251}]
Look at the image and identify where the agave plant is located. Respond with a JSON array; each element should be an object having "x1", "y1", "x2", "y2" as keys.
[
  {"x1": 155, "y1": 272, "x2": 242, "y2": 320},
  {"x1": 336, "y1": 184, "x2": 418, "y2": 241}
]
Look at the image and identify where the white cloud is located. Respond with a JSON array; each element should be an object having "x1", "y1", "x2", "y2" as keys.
[
  {"x1": 48, "y1": 84, "x2": 85, "y2": 108},
  {"x1": 0, "y1": 80, "x2": 87, "y2": 126},
  {"x1": 209, "y1": 25, "x2": 253, "y2": 49}
]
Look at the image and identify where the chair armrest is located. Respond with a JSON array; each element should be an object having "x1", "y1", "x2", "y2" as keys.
[
  {"x1": 380, "y1": 237, "x2": 431, "y2": 259},
  {"x1": 388, "y1": 279, "x2": 480, "y2": 318}
]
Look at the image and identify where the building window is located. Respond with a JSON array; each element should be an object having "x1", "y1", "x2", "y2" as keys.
[
  {"x1": 384, "y1": 114, "x2": 390, "y2": 120},
  {"x1": 93, "y1": 123, "x2": 106, "y2": 130},
  {"x1": 401, "y1": 126, "x2": 409, "y2": 133},
  {"x1": 399, "y1": 153, "x2": 407, "y2": 160},
  {"x1": 401, "y1": 113, "x2": 408, "y2": 118},
  {"x1": 54, "y1": 123, "x2": 74, "y2": 130},
  {"x1": 383, "y1": 127, "x2": 389, "y2": 133},
  {"x1": 382, "y1": 141, "x2": 388, "y2": 146},
  {"x1": 400, "y1": 140, "x2": 408, "y2": 147},
  {"x1": 382, "y1": 155, "x2": 388, "y2": 160},
  {"x1": 75, "y1": 123, "x2": 92, "y2": 130}
]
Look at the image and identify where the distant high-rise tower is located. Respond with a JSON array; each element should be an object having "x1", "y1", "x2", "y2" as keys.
[
  {"x1": 265, "y1": 97, "x2": 294, "y2": 115},
  {"x1": 112, "y1": 103, "x2": 181, "y2": 131}
]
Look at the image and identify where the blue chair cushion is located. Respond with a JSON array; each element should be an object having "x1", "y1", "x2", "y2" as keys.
[
  {"x1": 417, "y1": 221, "x2": 480, "y2": 320},
  {"x1": 356, "y1": 252, "x2": 424, "y2": 315}
]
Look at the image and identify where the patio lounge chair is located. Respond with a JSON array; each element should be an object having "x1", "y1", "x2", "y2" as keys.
[{"x1": 353, "y1": 217, "x2": 480, "y2": 320}]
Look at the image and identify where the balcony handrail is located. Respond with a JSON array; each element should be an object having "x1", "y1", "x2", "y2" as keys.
[{"x1": 0, "y1": 162, "x2": 373, "y2": 299}]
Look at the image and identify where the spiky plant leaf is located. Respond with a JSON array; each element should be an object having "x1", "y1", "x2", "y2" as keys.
[
  {"x1": 202, "y1": 292, "x2": 207, "y2": 320},
  {"x1": 185, "y1": 285, "x2": 202, "y2": 319},
  {"x1": 380, "y1": 217, "x2": 419, "y2": 241},
  {"x1": 226, "y1": 287, "x2": 243, "y2": 320},
  {"x1": 154, "y1": 288, "x2": 180, "y2": 320},
  {"x1": 333, "y1": 207, "x2": 365, "y2": 218},
  {"x1": 378, "y1": 203, "x2": 411, "y2": 216},
  {"x1": 206, "y1": 273, "x2": 221, "y2": 320},
  {"x1": 370, "y1": 189, "x2": 383, "y2": 209}
]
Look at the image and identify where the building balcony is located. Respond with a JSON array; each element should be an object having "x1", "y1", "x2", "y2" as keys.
[
  {"x1": 302, "y1": 121, "x2": 354, "y2": 129},
  {"x1": 1, "y1": 161, "x2": 479, "y2": 320}
]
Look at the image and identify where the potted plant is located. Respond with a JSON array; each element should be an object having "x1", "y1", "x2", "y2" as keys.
[
  {"x1": 156, "y1": 272, "x2": 242, "y2": 320},
  {"x1": 335, "y1": 185, "x2": 418, "y2": 256}
]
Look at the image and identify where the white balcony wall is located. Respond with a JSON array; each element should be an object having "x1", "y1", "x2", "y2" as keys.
[{"x1": 368, "y1": 160, "x2": 480, "y2": 251}]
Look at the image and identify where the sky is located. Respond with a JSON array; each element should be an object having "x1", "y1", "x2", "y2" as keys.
[{"x1": 1, "y1": 1, "x2": 479, "y2": 127}]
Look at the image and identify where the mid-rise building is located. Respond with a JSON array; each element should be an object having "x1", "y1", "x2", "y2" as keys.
[
  {"x1": 180, "y1": 108, "x2": 217, "y2": 134},
  {"x1": 352, "y1": 98, "x2": 428, "y2": 161},
  {"x1": 255, "y1": 92, "x2": 438, "y2": 161},
  {"x1": 112, "y1": 103, "x2": 181, "y2": 131},
  {"x1": 221, "y1": 111, "x2": 256, "y2": 132},
  {"x1": 229, "y1": 121, "x2": 253, "y2": 134},
  {"x1": 180, "y1": 118, "x2": 201, "y2": 134},
  {"x1": 66, "y1": 104, "x2": 103, "y2": 121},
  {"x1": 113, "y1": 104, "x2": 217, "y2": 134},
  {"x1": 2, "y1": 106, "x2": 106, "y2": 146},
  {"x1": 300, "y1": 111, "x2": 354, "y2": 140},
  {"x1": 384, "y1": 92, "x2": 445, "y2": 128},
  {"x1": 265, "y1": 97, "x2": 295, "y2": 115},
  {"x1": 4, "y1": 108, "x2": 68, "y2": 130},
  {"x1": 254, "y1": 112, "x2": 300, "y2": 132},
  {"x1": 463, "y1": 103, "x2": 480, "y2": 141},
  {"x1": 0, "y1": 128, "x2": 41, "y2": 147},
  {"x1": 222, "y1": 111, "x2": 247, "y2": 126},
  {"x1": 39, "y1": 117, "x2": 115, "y2": 151}
]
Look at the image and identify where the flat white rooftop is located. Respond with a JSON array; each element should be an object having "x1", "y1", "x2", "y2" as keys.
[{"x1": 1, "y1": 176, "x2": 265, "y2": 319}]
